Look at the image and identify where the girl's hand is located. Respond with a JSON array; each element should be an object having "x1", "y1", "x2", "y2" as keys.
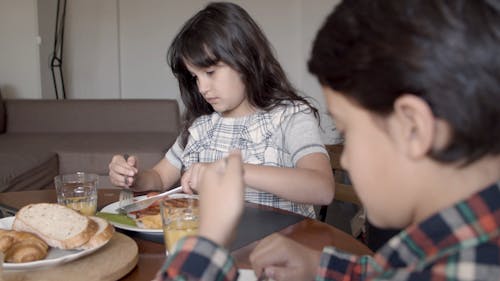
[
  {"x1": 249, "y1": 233, "x2": 322, "y2": 281},
  {"x1": 181, "y1": 163, "x2": 203, "y2": 194},
  {"x1": 108, "y1": 154, "x2": 138, "y2": 188},
  {"x1": 197, "y1": 151, "x2": 245, "y2": 247}
]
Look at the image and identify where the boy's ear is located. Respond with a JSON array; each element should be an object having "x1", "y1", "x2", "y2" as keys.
[{"x1": 392, "y1": 94, "x2": 438, "y2": 158}]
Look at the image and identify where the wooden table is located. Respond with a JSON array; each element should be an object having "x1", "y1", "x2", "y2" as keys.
[{"x1": 0, "y1": 189, "x2": 373, "y2": 280}]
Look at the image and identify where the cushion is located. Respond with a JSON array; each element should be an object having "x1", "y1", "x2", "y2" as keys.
[
  {"x1": 55, "y1": 132, "x2": 177, "y2": 176},
  {"x1": 5, "y1": 99, "x2": 180, "y2": 134},
  {"x1": 0, "y1": 151, "x2": 58, "y2": 192}
]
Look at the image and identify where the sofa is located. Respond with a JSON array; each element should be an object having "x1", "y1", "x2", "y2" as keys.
[{"x1": 0, "y1": 94, "x2": 181, "y2": 192}]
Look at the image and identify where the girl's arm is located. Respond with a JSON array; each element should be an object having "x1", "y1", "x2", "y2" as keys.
[
  {"x1": 133, "y1": 158, "x2": 182, "y2": 191},
  {"x1": 243, "y1": 152, "x2": 334, "y2": 205}
]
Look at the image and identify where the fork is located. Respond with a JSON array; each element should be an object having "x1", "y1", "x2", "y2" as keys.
[{"x1": 119, "y1": 154, "x2": 134, "y2": 208}]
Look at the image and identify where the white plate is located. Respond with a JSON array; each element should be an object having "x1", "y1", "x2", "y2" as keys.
[
  {"x1": 0, "y1": 216, "x2": 108, "y2": 271},
  {"x1": 237, "y1": 269, "x2": 276, "y2": 281},
  {"x1": 100, "y1": 196, "x2": 163, "y2": 234},
  {"x1": 238, "y1": 269, "x2": 258, "y2": 281}
]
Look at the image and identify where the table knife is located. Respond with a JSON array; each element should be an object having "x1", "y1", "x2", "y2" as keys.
[{"x1": 116, "y1": 186, "x2": 183, "y2": 214}]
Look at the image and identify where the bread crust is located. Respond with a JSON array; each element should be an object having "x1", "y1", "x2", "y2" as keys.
[
  {"x1": 12, "y1": 203, "x2": 99, "y2": 250},
  {"x1": 78, "y1": 216, "x2": 114, "y2": 250},
  {"x1": 0, "y1": 229, "x2": 49, "y2": 263}
]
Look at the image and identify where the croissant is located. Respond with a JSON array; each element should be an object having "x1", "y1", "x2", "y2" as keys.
[{"x1": 0, "y1": 229, "x2": 49, "y2": 263}]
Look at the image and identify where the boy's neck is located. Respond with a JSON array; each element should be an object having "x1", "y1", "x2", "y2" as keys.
[{"x1": 412, "y1": 155, "x2": 500, "y2": 224}]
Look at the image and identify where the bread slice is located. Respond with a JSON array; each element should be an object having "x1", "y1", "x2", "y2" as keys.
[
  {"x1": 78, "y1": 216, "x2": 114, "y2": 250},
  {"x1": 12, "y1": 203, "x2": 98, "y2": 250}
]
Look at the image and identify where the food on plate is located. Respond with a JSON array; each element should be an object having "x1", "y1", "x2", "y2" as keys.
[
  {"x1": 132, "y1": 196, "x2": 192, "y2": 229},
  {"x1": 0, "y1": 203, "x2": 114, "y2": 265},
  {"x1": 12, "y1": 203, "x2": 99, "y2": 250},
  {"x1": 0, "y1": 229, "x2": 48, "y2": 263},
  {"x1": 121, "y1": 192, "x2": 162, "y2": 229},
  {"x1": 78, "y1": 216, "x2": 114, "y2": 250},
  {"x1": 128, "y1": 193, "x2": 160, "y2": 228},
  {"x1": 137, "y1": 196, "x2": 199, "y2": 230},
  {"x1": 98, "y1": 193, "x2": 198, "y2": 230},
  {"x1": 96, "y1": 212, "x2": 137, "y2": 227},
  {"x1": 137, "y1": 213, "x2": 162, "y2": 229},
  {"x1": 129, "y1": 201, "x2": 161, "y2": 229},
  {"x1": 162, "y1": 198, "x2": 193, "y2": 209}
]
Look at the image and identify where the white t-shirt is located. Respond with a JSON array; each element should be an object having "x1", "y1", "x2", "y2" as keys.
[{"x1": 166, "y1": 102, "x2": 326, "y2": 217}]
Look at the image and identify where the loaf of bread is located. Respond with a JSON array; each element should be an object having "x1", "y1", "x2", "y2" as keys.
[
  {"x1": 12, "y1": 203, "x2": 98, "y2": 250},
  {"x1": 0, "y1": 229, "x2": 49, "y2": 263},
  {"x1": 78, "y1": 216, "x2": 114, "y2": 250}
]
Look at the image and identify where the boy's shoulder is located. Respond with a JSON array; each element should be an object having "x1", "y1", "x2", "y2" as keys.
[
  {"x1": 404, "y1": 182, "x2": 499, "y2": 268},
  {"x1": 358, "y1": 182, "x2": 500, "y2": 279}
]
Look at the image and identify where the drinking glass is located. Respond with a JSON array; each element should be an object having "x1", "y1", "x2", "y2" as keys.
[
  {"x1": 54, "y1": 172, "x2": 98, "y2": 216},
  {"x1": 0, "y1": 251, "x2": 4, "y2": 277},
  {"x1": 160, "y1": 194, "x2": 199, "y2": 255}
]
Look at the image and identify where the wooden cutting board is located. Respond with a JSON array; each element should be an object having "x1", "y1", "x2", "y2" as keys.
[{"x1": 2, "y1": 232, "x2": 138, "y2": 281}]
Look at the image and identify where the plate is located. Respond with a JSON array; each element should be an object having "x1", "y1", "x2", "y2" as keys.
[
  {"x1": 100, "y1": 196, "x2": 163, "y2": 234},
  {"x1": 238, "y1": 269, "x2": 258, "y2": 281},
  {"x1": 237, "y1": 269, "x2": 276, "y2": 281},
  {"x1": 0, "y1": 216, "x2": 108, "y2": 270}
]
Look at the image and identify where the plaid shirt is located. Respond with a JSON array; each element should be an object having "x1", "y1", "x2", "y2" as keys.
[
  {"x1": 153, "y1": 236, "x2": 239, "y2": 281},
  {"x1": 319, "y1": 181, "x2": 500, "y2": 281},
  {"x1": 154, "y1": 182, "x2": 500, "y2": 281},
  {"x1": 166, "y1": 102, "x2": 326, "y2": 218}
]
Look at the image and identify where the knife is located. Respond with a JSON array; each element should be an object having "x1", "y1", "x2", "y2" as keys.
[{"x1": 116, "y1": 186, "x2": 183, "y2": 214}]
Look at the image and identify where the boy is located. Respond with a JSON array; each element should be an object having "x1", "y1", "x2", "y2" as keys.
[
  {"x1": 155, "y1": 0, "x2": 500, "y2": 280},
  {"x1": 251, "y1": 0, "x2": 500, "y2": 280}
]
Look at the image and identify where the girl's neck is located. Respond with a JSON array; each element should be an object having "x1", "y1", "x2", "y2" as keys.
[{"x1": 220, "y1": 104, "x2": 258, "y2": 118}]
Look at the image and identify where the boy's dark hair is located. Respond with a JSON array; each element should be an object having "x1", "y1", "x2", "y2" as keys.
[
  {"x1": 168, "y1": 2, "x2": 318, "y2": 146},
  {"x1": 309, "y1": 0, "x2": 500, "y2": 164}
]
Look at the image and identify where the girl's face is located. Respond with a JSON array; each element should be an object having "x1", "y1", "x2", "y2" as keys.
[
  {"x1": 323, "y1": 87, "x2": 419, "y2": 229},
  {"x1": 185, "y1": 61, "x2": 254, "y2": 117}
]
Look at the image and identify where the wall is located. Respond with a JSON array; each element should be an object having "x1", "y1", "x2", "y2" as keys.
[
  {"x1": 119, "y1": 0, "x2": 311, "y2": 100},
  {"x1": 37, "y1": 0, "x2": 57, "y2": 99},
  {"x1": 0, "y1": 0, "x2": 342, "y2": 142},
  {"x1": 299, "y1": 0, "x2": 343, "y2": 143},
  {"x1": 64, "y1": 0, "x2": 120, "y2": 99},
  {"x1": 0, "y1": 0, "x2": 41, "y2": 99}
]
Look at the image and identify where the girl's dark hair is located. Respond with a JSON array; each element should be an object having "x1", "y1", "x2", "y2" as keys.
[
  {"x1": 309, "y1": 0, "x2": 500, "y2": 164},
  {"x1": 168, "y1": 2, "x2": 318, "y2": 146}
]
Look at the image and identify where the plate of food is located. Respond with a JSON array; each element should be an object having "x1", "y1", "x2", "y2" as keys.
[
  {"x1": 99, "y1": 195, "x2": 163, "y2": 234},
  {"x1": 0, "y1": 204, "x2": 113, "y2": 270}
]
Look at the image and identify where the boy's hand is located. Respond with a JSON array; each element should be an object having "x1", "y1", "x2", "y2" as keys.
[
  {"x1": 249, "y1": 233, "x2": 322, "y2": 281},
  {"x1": 197, "y1": 151, "x2": 244, "y2": 247}
]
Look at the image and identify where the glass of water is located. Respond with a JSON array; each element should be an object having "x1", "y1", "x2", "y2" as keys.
[{"x1": 54, "y1": 172, "x2": 98, "y2": 216}]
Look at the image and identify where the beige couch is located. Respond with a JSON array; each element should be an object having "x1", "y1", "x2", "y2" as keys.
[{"x1": 0, "y1": 94, "x2": 180, "y2": 192}]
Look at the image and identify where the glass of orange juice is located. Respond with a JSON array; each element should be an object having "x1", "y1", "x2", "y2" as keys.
[
  {"x1": 160, "y1": 194, "x2": 199, "y2": 255},
  {"x1": 1, "y1": 251, "x2": 4, "y2": 276},
  {"x1": 54, "y1": 172, "x2": 98, "y2": 216}
]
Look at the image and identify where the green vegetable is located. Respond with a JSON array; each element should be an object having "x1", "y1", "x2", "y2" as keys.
[{"x1": 96, "y1": 212, "x2": 137, "y2": 227}]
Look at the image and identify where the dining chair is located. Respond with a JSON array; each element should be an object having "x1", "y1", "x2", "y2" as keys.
[{"x1": 319, "y1": 144, "x2": 366, "y2": 239}]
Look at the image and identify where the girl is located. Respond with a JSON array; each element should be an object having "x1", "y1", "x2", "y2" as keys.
[{"x1": 108, "y1": 2, "x2": 333, "y2": 218}]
